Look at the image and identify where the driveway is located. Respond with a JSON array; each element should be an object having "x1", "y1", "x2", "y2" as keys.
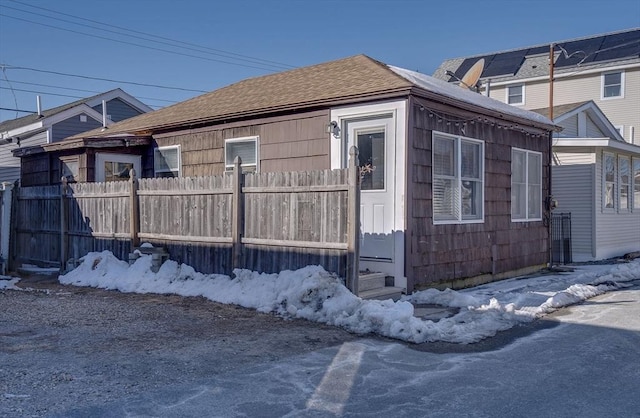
[{"x1": 0, "y1": 275, "x2": 359, "y2": 417}]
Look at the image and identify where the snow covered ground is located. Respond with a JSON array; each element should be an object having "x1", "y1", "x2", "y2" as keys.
[{"x1": 4, "y1": 250, "x2": 639, "y2": 344}]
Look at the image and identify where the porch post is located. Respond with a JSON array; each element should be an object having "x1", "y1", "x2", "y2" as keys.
[{"x1": 347, "y1": 146, "x2": 360, "y2": 295}]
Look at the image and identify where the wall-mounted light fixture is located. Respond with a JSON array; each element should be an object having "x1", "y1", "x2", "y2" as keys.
[{"x1": 326, "y1": 120, "x2": 340, "y2": 138}]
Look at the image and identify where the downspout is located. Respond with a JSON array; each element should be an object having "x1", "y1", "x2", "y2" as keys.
[{"x1": 548, "y1": 130, "x2": 553, "y2": 268}]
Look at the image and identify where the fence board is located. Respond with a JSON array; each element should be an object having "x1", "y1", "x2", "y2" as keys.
[{"x1": 13, "y1": 165, "x2": 359, "y2": 285}]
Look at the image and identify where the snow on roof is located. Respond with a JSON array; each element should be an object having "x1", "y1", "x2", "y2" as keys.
[{"x1": 389, "y1": 65, "x2": 556, "y2": 128}]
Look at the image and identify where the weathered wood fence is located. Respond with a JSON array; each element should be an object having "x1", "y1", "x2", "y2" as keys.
[{"x1": 12, "y1": 148, "x2": 361, "y2": 291}]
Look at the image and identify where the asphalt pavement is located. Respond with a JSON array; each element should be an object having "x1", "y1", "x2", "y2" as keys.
[{"x1": 60, "y1": 280, "x2": 640, "y2": 418}]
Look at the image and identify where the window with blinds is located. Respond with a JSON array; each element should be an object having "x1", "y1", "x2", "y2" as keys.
[
  {"x1": 154, "y1": 145, "x2": 181, "y2": 178},
  {"x1": 225, "y1": 136, "x2": 258, "y2": 172},
  {"x1": 432, "y1": 132, "x2": 484, "y2": 224},
  {"x1": 511, "y1": 148, "x2": 542, "y2": 221}
]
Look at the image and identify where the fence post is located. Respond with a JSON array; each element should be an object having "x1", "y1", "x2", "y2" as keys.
[
  {"x1": 60, "y1": 177, "x2": 68, "y2": 273},
  {"x1": 0, "y1": 182, "x2": 14, "y2": 274},
  {"x1": 129, "y1": 169, "x2": 140, "y2": 249},
  {"x1": 231, "y1": 156, "x2": 243, "y2": 271},
  {"x1": 347, "y1": 146, "x2": 360, "y2": 295}
]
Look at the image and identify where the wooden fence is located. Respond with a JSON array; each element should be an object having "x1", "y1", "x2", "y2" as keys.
[{"x1": 12, "y1": 147, "x2": 361, "y2": 291}]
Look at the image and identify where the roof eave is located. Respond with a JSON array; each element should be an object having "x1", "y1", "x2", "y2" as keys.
[{"x1": 411, "y1": 86, "x2": 560, "y2": 132}]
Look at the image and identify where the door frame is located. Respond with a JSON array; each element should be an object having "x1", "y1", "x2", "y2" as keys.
[{"x1": 330, "y1": 100, "x2": 407, "y2": 289}]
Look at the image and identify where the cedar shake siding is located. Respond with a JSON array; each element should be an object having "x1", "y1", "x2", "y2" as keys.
[
  {"x1": 406, "y1": 97, "x2": 550, "y2": 289},
  {"x1": 151, "y1": 110, "x2": 330, "y2": 177}
]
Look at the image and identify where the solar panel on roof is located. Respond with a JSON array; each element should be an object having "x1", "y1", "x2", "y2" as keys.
[
  {"x1": 447, "y1": 29, "x2": 639, "y2": 82},
  {"x1": 593, "y1": 30, "x2": 640, "y2": 62},
  {"x1": 482, "y1": 50, "x2": 527, "y2": 77}
]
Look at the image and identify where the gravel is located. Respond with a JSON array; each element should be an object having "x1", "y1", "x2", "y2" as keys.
[{"x1": 0, "y1": 275, "x2": 359, "y2": 417}]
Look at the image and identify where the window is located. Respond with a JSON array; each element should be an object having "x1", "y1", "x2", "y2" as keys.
[
  {"x1": 225, "y1": 136, "x2": 258, "y2": 172},
  {"x1": 104, "y1": 161, "x2": 133, "y2": 182},
  {"x1": 633, "y1": 158, "x2": 640, "y2": 210},
  {"x1": 511, "y1": 149, "x2": 542, "y2": 221},
  {"x1": 154, "y1": 146, "x2": 181, "y2": 178},
  {"x1": 507, "y1": 84, "x2": 524, "y2": 105},
  {"x1": 603, "y1": 152, "x2": 616, "y2": 209},
  {"x1": 619, "y1": 156, "x2": 631, "y2": 211},
  {"x1": 432, "y1": 132, "x2": 484, "y2": 223},
  {"x1": 95, "y1": 153, "x2": 141, "y2": 182},
  {"x1": 60, "y1": 158, "x2": 79, "y2": 182},
  {"x1": 602, "y1": 71, "x2": 624, "y2": 99}
]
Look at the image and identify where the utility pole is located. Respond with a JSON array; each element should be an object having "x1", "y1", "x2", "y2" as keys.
[{"x1": 549, "y1": 43, "x2": 555, "y2": 121}]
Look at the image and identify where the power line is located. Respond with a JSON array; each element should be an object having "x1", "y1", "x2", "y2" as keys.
[
  {"x1": 0, "y1": 107, "x2": 34, "y2": 113},
  {"x1": 0, "y1": 12, "x2": 288, "y2": 73},
  {"x1": 0, "y1": 79, "x2": 178, "y2": 103},
  {"x1": 0, "y1": 64, "x2": 208, "y2": 93},
  {"x1": 5, "y1": 1, "x2": 295, "y2": 71}
]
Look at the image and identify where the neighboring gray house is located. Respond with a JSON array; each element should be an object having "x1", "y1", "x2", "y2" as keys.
[
  {"x1": 532, "y1": 100, "x2": 640, "y2": 261},
  {"x1": 0, "y1": 89, "x2": 152, "y2": 184}
]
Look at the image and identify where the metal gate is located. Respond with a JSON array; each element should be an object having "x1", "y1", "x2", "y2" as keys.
[{"x1": 551, "y1": 212, "x2": 572, "y2": 265}]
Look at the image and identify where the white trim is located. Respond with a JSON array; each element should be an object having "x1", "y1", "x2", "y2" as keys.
[
  {"x1": 600, "y1": 70, "x2": 625, "y2": 100},
  {"x1": 553, "y1": 138, "x2": 640, "y2": 154},
  {"x1": 84, "y1": 88, "x2": 154, "y2": 113},
  {"x1": 506, "y1": 83, "x2": 525, "y2": 105}
]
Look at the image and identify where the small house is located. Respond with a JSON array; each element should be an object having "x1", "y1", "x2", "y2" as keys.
[{"x1": 14, "y1": 55, "x2": 559, "y2": 292}]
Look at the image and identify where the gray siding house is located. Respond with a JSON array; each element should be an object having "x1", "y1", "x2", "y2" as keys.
[
  {"x1": 0, "y1": 89, "x2": 152, "y2": 184},
  {"x1": 532, "y1": 101, "x2": 640, "y2": 261}
]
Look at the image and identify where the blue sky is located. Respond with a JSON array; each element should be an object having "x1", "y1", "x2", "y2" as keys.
[{"x1": 1, "y1": 0, "x2": 639, "y2": 122}]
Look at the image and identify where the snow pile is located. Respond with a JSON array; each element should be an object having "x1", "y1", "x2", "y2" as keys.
[
  {"x1": 0, "y1": 276, "x2": 21, "y2": 290},
  {"x1": 58, "y1": 251, "x2": 640, "y2": 344}
]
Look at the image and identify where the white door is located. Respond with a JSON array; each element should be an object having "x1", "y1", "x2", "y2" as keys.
[
  {"x1": 346, "y1": 117, "x2": 395, "y2": 263},
  {"x1": 95, "y1": 153, "x2": 141, "y2": 182}
]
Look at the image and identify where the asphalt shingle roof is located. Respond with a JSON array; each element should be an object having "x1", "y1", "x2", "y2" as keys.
[{"x1": 74, "y1": 55, "x2": 413, "y2": 138}]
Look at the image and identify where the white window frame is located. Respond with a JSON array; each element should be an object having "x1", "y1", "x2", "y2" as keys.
[
  {"x1": 511, "y1": 148, "x2": 543, "y2": 222},
  {"x1": 95, "y1": 153, "x2": 141, "y2": 183},
  {"x1": 619, "y1": 155, "x2": 631, "y2": 212},
  {"x1": 225, "y1": 136, "x2": 259, "y2": 172},
  {"x1": 603, "y1": 152, "x2": 617, "y2": 211},
  {"x1": 601, "y1": 71, "x2": 624, "y2": 100},
  {"x1": 154, "y1": 145, "x2": 181, "y2": 178},
  {"x1": 506, "y1": 84, "x2": 525, "y2": 105},
  {"x1": 633, "y1": 157, "x2": 640, "y2": 212},
  {"x1": 432, "y1": 131, "x2": 484, "y2": 225}
]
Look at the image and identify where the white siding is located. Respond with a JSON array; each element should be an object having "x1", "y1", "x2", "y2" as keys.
[
  {"x1": 557, "y1": 115, "x2": 578, "y2": 137},
  {"x1": 0, "y1": 131, "x2": 47, "y2": 183},
  {"x1": 593, "y1": 150, "x2": 640, "y2": 259},
  {"x1": 489, "y1": 66, "x2": 640, "y2": 145},
  {"x1": 552, "y1": 163, "x2": 594, "y2": 261},
  {"x1": 553, "y1": 152, "x2": 595, "y2": 165},
  {"x1": 585, "y1": 114, "x2": 603, "y2": 138}
]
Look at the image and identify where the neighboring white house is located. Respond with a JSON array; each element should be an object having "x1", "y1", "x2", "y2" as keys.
[
  {"x1": 433, "y1": 28, "x2": 640, "y2": 145},
  {"x1": 531, "y1": 100, "x2": 640, "y2": 261},
  {"x1": 0, "y1": 89, "x2": 152, "y2": 184}
]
